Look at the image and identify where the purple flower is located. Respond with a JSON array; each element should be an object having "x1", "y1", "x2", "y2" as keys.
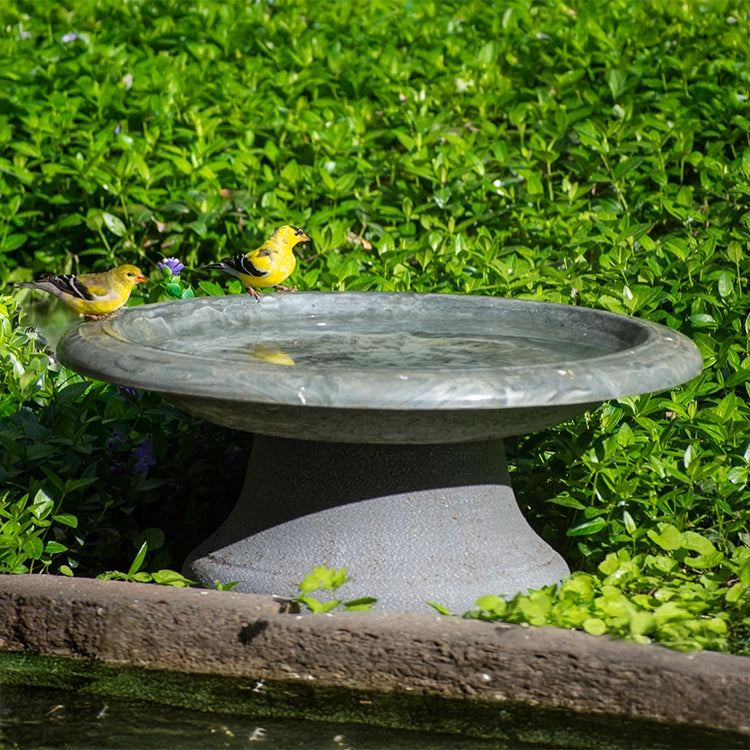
[
  {"x1": 108, "y1": 431, "x2": 126, "y2": 453},
  {"x1": 114, "y1": 124, "x2": 121, "y2": 135},
  {"x1": 117, "y1": 385, "x2": 140, "y2": 399},
  {"x1": 132, "y1": 440, "x2": 156, "y2": 475},
  {"x1": 19, "y1": 30, "x2": 32, "y2": 40},
  {"x1": 61, "y1": 32, "x2": 78, "y2": 43},
  {"x1": 158, "y1": 257, "x2": 185, "y2": 275}
]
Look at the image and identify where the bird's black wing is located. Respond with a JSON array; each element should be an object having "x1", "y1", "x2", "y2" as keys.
[
  {"x1": 225, "y1": 253, "x2": 269, "y2": 278},
  {"x1": 44, "y1": 274, "x2": 95, "y2": 300}
]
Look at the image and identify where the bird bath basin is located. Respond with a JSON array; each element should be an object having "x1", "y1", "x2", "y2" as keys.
[{"x1": 58, "y1": 293, "x2": 702, "y2": 612}]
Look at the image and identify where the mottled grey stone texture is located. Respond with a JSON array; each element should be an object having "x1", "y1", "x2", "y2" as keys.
[
  {"x1": 0, "y1": 575, "x2": 747, "y2": 744},
  {"x1": 57, "y1": 292, "x2": 702, "y2": 443}
]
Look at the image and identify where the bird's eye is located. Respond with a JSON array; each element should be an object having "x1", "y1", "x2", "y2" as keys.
[{"x1": 127, "y1": 272, "x2": 136, "y2": 277}]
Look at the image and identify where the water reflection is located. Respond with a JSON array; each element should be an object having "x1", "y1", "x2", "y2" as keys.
[
  {"x1": 0, "y1": 685, "x2": 516, "y2": 749},
  {"x1": 245, "y1": 343, "x2": 296, "y2": 367},
  {"x1": 138, "y1": 324, "x2": 612, "y2": 372}
]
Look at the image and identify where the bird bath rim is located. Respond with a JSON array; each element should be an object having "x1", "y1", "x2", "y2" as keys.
[{"x1": 56, "y1": 291, "x2": 703, "y2": 414}]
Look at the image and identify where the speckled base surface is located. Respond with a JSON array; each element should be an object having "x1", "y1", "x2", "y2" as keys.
[{"x1": 183, "y1": 436, "x2": 570, "y2": 611}]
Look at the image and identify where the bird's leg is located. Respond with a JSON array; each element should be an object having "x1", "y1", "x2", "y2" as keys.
[
  {"x1": 245, "y1": 285, "x2": 262, "y2": 301},
  {"x1": 83, "y1": 310, "x2": 121, "y2": 321},
  {"x1": 275, "y1": 285, "x2": 298, "y2": 293}
]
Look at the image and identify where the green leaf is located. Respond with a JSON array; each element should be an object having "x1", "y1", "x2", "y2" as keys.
[
  {"x1": 717, "y1": 271, "x2": 733, "y2": 298},
  {"x1": 64, "y1": 477, "x2": 99, "y2": 494},
  {"x1": 598, "y1": 551, "x2": 626, "y2": 576},
  {"x1": 567, "y1": 518, "x2": 607, "y2": 536},
  {"x1": 582, "y1": 617, "x2": 607, "y2": 636},
  {"x1": 474, "y1": 594, "x2": 506, "y2": 613},
  {"x1": 676, "y1": 185, "x2": 693, "y2": 207},
  {"x1": 622, "y1": 510, "x2": 637, "y2": 535},
  {"x1": 22, "y1": 537, "x2": 44, "y2": 560},
  {"x1": 547, "y1": 494, "x2": 586, "y2": 510},
  {"x1": 30, "y1": 490, "x2": 54, "y2": 521},
  {"x1": 680, "y1": 531, "x2": 723, "y2": 569},
  {"x1": 198, "y1": 280, "x2": 227, "y2": 296},
  {"x1": 516, "y1": 592, "x2": 553, "y2": 625},
  {"x1": 683, "y1": 444, "x2": 697, "y2": 470},
  {"x1": 679, "y1": 531, "x2": 716, "y2": 556},
  {"x1": 428, "y1": 601, "x2": 453, "y2": 616},
  {"x1": 343, "y1": 596, "x2": 377, "y2": 611},
  {"x1": 725, "y1": 583, "x2": 747, "y2": 604},
  {"x1": 653, "y1": 601, "x2": 689, "y2": 624},
  {"x1": 518, "y1": 168, "x2": 543, "y2": 196},
  {"x1": 297, "y1": 595, "x2": 338, "y2": 614},
  {"x1": 560, "y1": 574, "x2": 596, "y2": 601},
  {"x1": 688, "y1": 314, "x2": 716, "y2": 328},
  {"x1": 52, "y1": 514, "x2": 79, "y2": 528},
  {"x1": 727, "y1": 241, "x2": 743, "y2": 264},
  {"x1": 605, "y1": 69, "x2": 625, "y2": 99},
  {"x1": 214, "y1": 580, "x2": 240, "y2": 591},
  {"x1": 151, "y1": 569, "x2": 196, "y2": 587},
  {"x1": 629, "y1": 611, "x2": 655, "y2": 636},
  {"x1": 134, "y1": 527, "x2": 165, "y2": 552},
  {"x1": 648, "y1": 524, "x2": 683, "y2": 551},
  {"x1": 298, "y1": 565, "x2": 350, "y2": 593},
  {"x1": 102, "y1": 212, "x2": 127, "y2": 237},
  {"x1": 127, "y1": 541, "x2": 149, "y2": 577},
  {"x1": 1, "y1": 233, "x2": 28, "y2": 252}
]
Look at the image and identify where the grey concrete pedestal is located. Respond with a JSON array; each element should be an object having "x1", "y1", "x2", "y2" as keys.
[{"x1": 183, "y1": 436, "x2": 570, "y2": 612}]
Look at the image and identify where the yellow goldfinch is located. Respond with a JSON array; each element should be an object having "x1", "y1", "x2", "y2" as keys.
[
  {"x1": 17, "y1": 264, "x2": 147, "y2": 319},
  {"x1": 201, "y1": 225, "x2": 311, "y2": 299}
]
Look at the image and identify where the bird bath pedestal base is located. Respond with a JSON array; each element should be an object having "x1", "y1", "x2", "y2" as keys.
[
  {"x1": 58, "y1": 293, "x2": 703, "y2": 612},
  {"x1": 183, "y1": 436, "x2": 569, "y2": 612}
]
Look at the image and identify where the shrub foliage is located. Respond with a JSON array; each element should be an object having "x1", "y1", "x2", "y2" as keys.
[{"x1": 0, "y1": 0, "x2": 748, "y2": 652}]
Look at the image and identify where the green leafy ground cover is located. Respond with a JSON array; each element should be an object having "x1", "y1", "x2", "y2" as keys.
[{"x1": 0, "y1": 0, "x2": 748, "y2": 653}]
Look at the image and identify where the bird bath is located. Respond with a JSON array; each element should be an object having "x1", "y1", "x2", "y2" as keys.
[{"x1": 57, "y1": 293, "x2": 702, "y2": 612}]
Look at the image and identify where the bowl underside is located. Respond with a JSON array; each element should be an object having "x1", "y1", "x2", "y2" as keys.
[{"x1": 57, "y1": 292, "x2": 702, "y2": 443}]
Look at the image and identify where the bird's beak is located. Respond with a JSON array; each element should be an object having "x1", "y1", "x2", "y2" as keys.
[
  {"x1": 300, "y1": 232, "x2": 311, "y2": 243},
  {"x1": 136, "y1": 274, "x2": 148, "y2": 284}
]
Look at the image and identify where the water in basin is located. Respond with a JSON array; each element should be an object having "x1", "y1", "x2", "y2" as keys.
[
  {"x1": 139, "y1": 317, "x2": 614, "y2": 372},
  {"x1": 58, "y1": 292, "x2": 702, "y2": 439}
]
